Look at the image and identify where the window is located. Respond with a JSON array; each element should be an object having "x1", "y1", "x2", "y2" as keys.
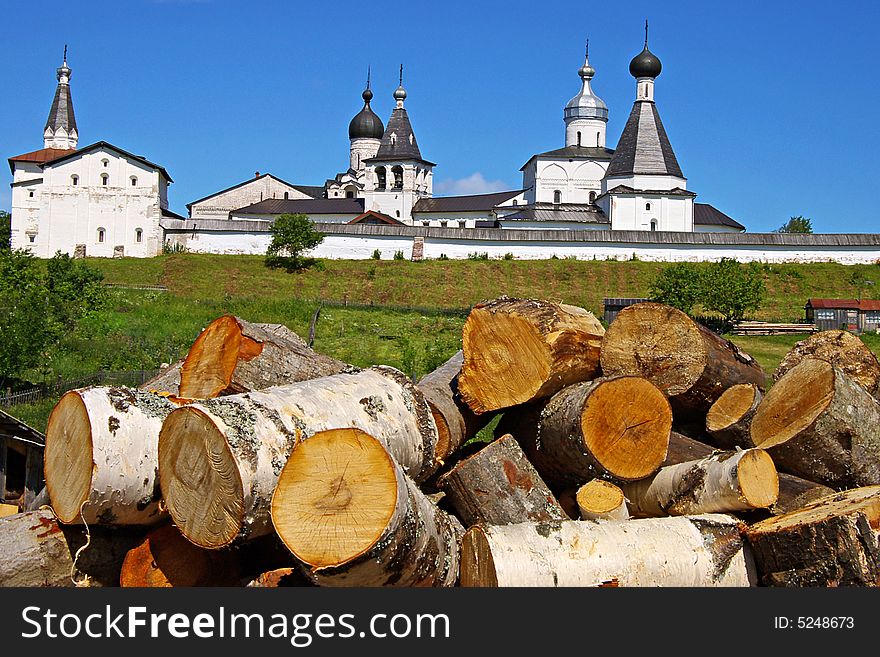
[
  {"x1": 345, "y1": 191, "x2": 355, "y2": 198},
  {"x1": 513, "y1": 200, "x2": 518, "y2": 206},
  {"x1": 284, "y1": 192, "x2": 289, "y2": 200},
  {"x1": 589, "y1": 191, "x2": 596, "y2": 203},
  {"x1": 553, "y1": 190, "x2": 561, "y2": 204},
  {"x1": 71, "y1": 175, "x2": 79, "y2": 186},
  {"x1": 650, "y1": 219, "x2": 657, "y2": 232},
  {"x1": 97, "y1": 228, "x2": 106, "y2": 243},
  {"x1": 440, "y1": 220, "x2": 448, "y2": 227},
  {"x1": 815, "y1": 310, "x2": 835, "y2": 321},
  {"x1": 396, "y1": 210, "x2": 401, "y2": 218},
  {"x1": 646, "y1": 202, "x2": 652, "y2": 211},
  {"x1": 376, "y1": 167, "x2": 386, "y2": 190},
  {"x1": 865, "y1": 311, "x2": 880, "y2": 324},
  {"x1": 391, "y1": 166, "x2": 403, "y2": 190},
  {"x1": 458, "y1": 221, "x2": 466, "y2": 228},
  {"x1": 577, "y1": 131, "x2": 582, "y2": 147},
  {"x1": 101, "y1": 174, "x2": 109, "y2": 186},
  {"x1": 101, "y1": 159, "x2": 109, "y2": 167},
  {"x1": 131, "y1": 176, "x2": 138, "y2": 186},
  {"x1": 596, "y1": 132, "x2": 600, "y2": 147},
  {"x1": 28, "y1": 191, "x2": 34, "y2": 198},
  {"x1": 28, "y1": 234, "x2": 35, "y2": 243},
  {"x1": 135, "y1": 228, "x2": 143, "y2": 243},
  {"x1": 422, "y1": 221, "x2": 429, "y2": 226}
]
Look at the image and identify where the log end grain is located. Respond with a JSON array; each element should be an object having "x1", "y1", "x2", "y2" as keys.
[
  {"x1": 576, "y1": 479, "x2": 628, "y2": 521},
  {"x1": 179, "y1": 315, "x2": 263, "y2": 399},
  {"x1": 459, "y1": 526, "x2": 498, "y2": 587},
  {"x1": 158, "y1": 406, "x2": 244, "y2": 549},
  {"x1": 44, "y1": 391, "x2": 93, "y2": 524},
  {"x1": 736, "y1": 449, "x2": 780, "y2": 510},
  {"x1": 271, "y1": 428, "x2": 398, "y2": 569},
  {"x1": 706, "y1": 383, "x2": 760, "y2": 434},
  {"x1": 774, "y1": 330, "x2": 880, "y2": 395}
]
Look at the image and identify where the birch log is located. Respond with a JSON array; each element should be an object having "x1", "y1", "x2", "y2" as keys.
[
  {"x1": 750, "y1": 358, "x2": 880, "y2": 488},
  {"x1": 460, "y1": 514, "x2": 755, "y2": 587},
  {"x1": 159, "y1": 366, "x2": 439, "y2": 548},
  {"x1": 576, "y1": 479, "x2": 630, "y2": 521},
  {"x1": 600, "y1": 302, "x2": 765, "y2": 420},
  {"x1": 745, "y1": 486, "x2": 880, "y2": 586},
  {"x1": 774, "y1": 329, "x2": 880, "y2": 396},
  {"x1": 417, "y1": 351, "x2": 492, "y2": 462},
  {"x1": 458, "y1": 297, "x2": 604, "y2": 414},
  {"x1": 44, "y1": 387, "x2": 177, "y2": 525},
  {"x1": 271, "y1": 428, "x2": 462, "y2": 587},
  {"x1": 705, "y1": 383, "x2": 762, "y2": 449},
  {"x1": 178, "y1": 315, "x2": 349, "y2": 399},
  {"x1": 436, "y1": 434, "x2": 567, "y2": 526},
  {"x1": 620, "y1": 449, "x2": 779, "y2": 517},
  {"x1": 502, "y1": 376, "x2": 672, "y2": 487}
]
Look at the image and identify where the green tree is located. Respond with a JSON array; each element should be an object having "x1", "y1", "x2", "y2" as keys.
[
  {"x1": 701, "y1": 258, "x2": 766, "y2": 327},
  {"x1": 0, "y1": 210, "x2": 10, "y2": 250},
  {"x1": 648, "y1": 261, "x2": 704, "y2": 315},
  {"x1": 847, "y1": 267, "x2": 875, "y2": 300},
  {"x1": 265, "y1": 213, "x2": 324, "y2": 271},
  {"x1": 777, "y1": 216, "x2": 813, "y2": 233}
]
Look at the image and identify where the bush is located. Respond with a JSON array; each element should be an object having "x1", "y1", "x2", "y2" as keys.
[
  {"x1": 467, "y1": 252, "x2": 489, "y2": 261},
  {"x1": 438, "y1": 253, "x2": 449, "y2": 260},
  {"x1": 502, "y1": 252, "x2": 514, "y2": 260},
  {"x1": 265, "y1": 213, "x2": 324, "y2": 271},
  {"x1": 0, "y1": 210, "x2": 10, "y2": 250},
  {"x1": 649, "y1": 261, "x2": 704, "y2": 315},
  {"x1": 162, "y1": 240, "x2": 188, "y2": 254},
  {"x1": 371, "y1": 249, "x2": 382, "y2": 260},
  {"x1": 393, "y1": 250, "x2": 405, "y2": 261}
]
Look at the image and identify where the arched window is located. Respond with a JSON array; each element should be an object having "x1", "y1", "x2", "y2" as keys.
[
  {"x1": 284, "y1": 192, "x2": 289, "y2": 200},
  {"x1": 577, "y1": 131, "x2": 582, "y2": 147},
  {"x1": 589, "y1": 191, "x2": 596, "y2": 203},
  {"x1": 396, "y1": 210, "x2": 401, "y2": 218},
  {"x1": 376, "y1": 167, "x2": 386, "y2": 190},
  {"x1": 345, "y1": 191, "x2": 355, "y2": 199},
  {"x1": 130, "y1": 176, "x2": 138, "y2": 186},
  {"x1": 101, "y1": 159, "x2": 109, "y2": 168},
  {"x1": 553, "y1": 190, "x2": 561, "y2": 204},
  {"x1": 645, "y1": 202, "x2": 652, "y2": 211},
  {"x1": 650, "y1": 219, "x2": 657, "y2": 232},
  {"x1": 101, "y1": 173, "x2": 109, "y2": 186},
  {"x1": 71, "y1": 175, "x2": 79, "y2": 186},
  {"x1": 135, "y1": 228, "x2": 143, "y2": 243},
  {"x1": 391, "y1": 166, "x2": 403, "y2": 190},
  {"x1": 28, "y1": 190, "x2": 34, "y2": 198},
  {"x1": 97, "y1": 228, "x2": 106, "y2": 243},
  {"x1": 596, "y1": 132, "x2": 601, "y2": 147},
  {"x1": 458, "y1": 220, "x2": 466, "y2": 228}
]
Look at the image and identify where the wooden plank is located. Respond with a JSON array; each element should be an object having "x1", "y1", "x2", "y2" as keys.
[
  {"x1": 23, "y1": 446, "x2": 44, "y2": 511},
  {"x1": 0, "y1": 436, "x2": 6, "y2": 501}
]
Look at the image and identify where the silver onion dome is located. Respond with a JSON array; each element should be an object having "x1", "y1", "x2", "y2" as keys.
[{"x1": 564, "y1": 48, "x2": 608, "y2": 122}]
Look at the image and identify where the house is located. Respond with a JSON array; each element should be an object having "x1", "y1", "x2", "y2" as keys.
[{"x1": 804, "y1": 299, "x2": 880, "y2": 333}]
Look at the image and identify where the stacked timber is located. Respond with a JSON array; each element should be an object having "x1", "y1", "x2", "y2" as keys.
[{"x1": 7, "y1": 299, "x2": 880, "y2": 589}]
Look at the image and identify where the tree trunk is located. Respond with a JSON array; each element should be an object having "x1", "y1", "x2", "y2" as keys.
[
  {"x1": 576, "y1": 479, "x2": 630, "y2": 521},
  {"x1": 705, "y1": 383, "x2": 762, "y2": 449},
  {"x1": 416, "y1": 351, "x2": 493, "y2": 462},
  {"x1": 0, "y1": 509, "x2": 142, "y2": 587},
  {"x1": 745, "y1": 485, "x2": 880, "y2": 586},
  {"x1": 159, "y1": 366, "x2": 439, "y2": 549},
  {"x1": 436, "y1": 434, "x2": 567, "y2": 526},
  {"x1": 178, "y1": 315, "x2": 349, "y2": 400},
  {"x1": 460, "y1": 514, "x2": 755, "y2": 587},
  {"x1": 774, "y1": 329, "x2": 880, "y2": 397},
  {"x1": 500, "y1": 377, "x2": 672, "y2": 487},
  {"x1": 119, "y1": 522, "x2": 242, "y2": 587},
  {"x1": 751, "y1": 358, "x2": 880, "y2": 488},
  {"x1": 140, "y1": 360, "x2": 183, "y2": 398},
  {"x1": 271, "y1": 428, "x2": 462, "y2": 587},
  {"x1": 458, "y1": 297, "x2": 604, "y2": 414},
  {"x1": 666, "y1": 431, "x2": 834, "y2": 515},
  {"x1": 44, "y1": 387, "x2": 178, "y2": 526},
  {"x1": 600, "y1": 302, "x2": 765, "y2": 420},
  {"x1": 620, "y1": 449, "x2": 778, "y2": 517}
]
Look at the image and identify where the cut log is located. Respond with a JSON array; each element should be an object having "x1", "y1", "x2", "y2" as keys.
[
  {"x1": 244, "y1": 567, "x2": 313, "y2": 587},
  {"x1": 705, "y1": 383, "x2": 762, "y2": 449},
  {"x1": 751, "y1": 358, "x2": 880, "y2": 488},
  {"x1": 621, "y1": 449, "x2": 778, "y2": 517},
  {"x1": 44, "y1": 387, "x2": 177, "y2": 525},
  {"x1": 666, "y1": 431, "x2": 833, "y2": 516},
  {"x1": 460, "y1": 514, "x2": 755, "y2": 587},
  {"x1": 458, "y1": 297, "x2": 604, "y2": 414},
  {"x1": 271, "y1": 428, "x2": 462, "y2": 587},
  {"x1": 436, "y1": 434, "x2": 567, "y2": 526},
  {"x1": 139, "y1": 360, "x2": 183, "y2": 398},
  {"x1": 576, "y1": 479, "x2": 630, "y2": 521},
  {"x1": 501, "y1": 376, "x2": 672, "y2": 487},
  {"x1": 159, "y1": 366, "x2": 439, "y2": 548},
  {"x1": 119, "y1": 523, "x2": 242, "y2": 587},
  {"x1": 0, "y1": 509, "x2": 143, "y2": 587},
  {"x1": 774, "y1": 329, "x2": 880, "y2": 396},
  {"x1": 600, "y1": 302, "x2": 765, "y2": 419},
  {"x1": 416, "y1": 351, "x2": 493, "y2": 462},
  {"x1": 178, "y1": 315, "x2": 349, "y2": 400},
  {"x1": 745, "y1": 486, "x2": 880, "y2": 586}
]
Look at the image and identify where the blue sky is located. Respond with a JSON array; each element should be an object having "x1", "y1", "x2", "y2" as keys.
[{"x1": 3, "y1": 0, "x2": 878, "y2": 233}]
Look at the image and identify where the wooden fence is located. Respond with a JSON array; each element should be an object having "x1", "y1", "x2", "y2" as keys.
[{"x1": 0, "y1": 369, "x2": 160, "y2": 408}]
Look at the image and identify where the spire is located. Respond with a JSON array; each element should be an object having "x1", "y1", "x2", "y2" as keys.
[
  {"x1": 44, "y1": 45, "x2": 78, "y2": 149},
  {"x1": 393, "y1": 64, "x2": 407, "y2": 108},
  {"x1": 564, "y1": 39, "x2": 608, "y2": 146},
  {"x1": 362, "y1": 65, "x2": 374, "y2": 103},
  {"x1": 645, "y1": 18, "x2": 649, "y2": 47},
  {"x1": 349, "y1": 68, "x2": 384, "y2": 141}
]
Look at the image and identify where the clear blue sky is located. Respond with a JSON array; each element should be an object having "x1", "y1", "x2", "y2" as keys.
[{"x1": 3, "y1": 0, "x2": 878, "y2": 233}]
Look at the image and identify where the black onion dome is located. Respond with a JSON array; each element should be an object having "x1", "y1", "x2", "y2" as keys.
[
  {"x1": 348, "y1": 94, "x2": 385, "y2": 140},
  {"x1": 629, "y1": 46, "x2": 662, "y2": 79}
]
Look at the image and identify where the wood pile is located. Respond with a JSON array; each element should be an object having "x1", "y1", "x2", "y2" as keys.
[
  {"x1": 3, "y1": 300, "x2": 880, "y2": 588},
  {"x1": 733, "y1": 321, "x2": 819, "y2": 336}
]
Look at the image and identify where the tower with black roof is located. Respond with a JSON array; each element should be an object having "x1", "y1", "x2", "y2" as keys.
[
  {"x1": 43, "y1": 47, "x2": 78, "y2": 150},
  {"x1": 348, "y1": 69, "x2": 384, "y2": 172}
]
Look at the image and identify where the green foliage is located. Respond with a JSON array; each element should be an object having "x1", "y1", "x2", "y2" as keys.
[
  {"x1": 265, "y1": 213, "x2": 324, "y2": 271},
  {"x1": 162, "y1": 240, "x2": 188, "y2": 254},
  {"x1": 502, "y1": 252, "x2": 514, "y2": 260},
  {"x1": 847, "y1": 266, "x2": 876, "y2": 299},
  {"x1": 467, "y1": 252, "x2": 489, "y2": 260},
  {"x1": 777, "y1": 216, "x2": 813, "y2": 234},
  {"x1": 701, "y1": 258, "x2": 767, "y2": 326},
  {"x1": 649, "y1": 261, "x2": 704, "y2": 314},
  {"x1": 0, "y1": 210, "x2": 10, "y2": 250},
  {"x1": 437, "y1": 253, "x2": 449, "y2": 260},
  {"x1": 371, "y1": 249, "x2": 382, "y2": 260},
  {"x1": 393, "y1": 250, "x2": 405, "y2": 261}
]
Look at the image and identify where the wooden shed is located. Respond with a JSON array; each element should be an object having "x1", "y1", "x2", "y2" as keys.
[
  {"x1": 602, "y1": 298, "x2": 650, "y2": 325},
  {"x1": 805, "y1": 298, "x2": 880, "y2": 333},
  {"x1": 0, "y1": 409, "x2": 45, "y2": 514}
]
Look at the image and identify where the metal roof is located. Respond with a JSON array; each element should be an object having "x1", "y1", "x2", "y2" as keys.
[
  {"x1": 412, "y1": 190, "x2": 524, "y2": 213},
  {"x1": 233, "y1": 197, "x2": 365, "y2": 215},
  {"x1": 8, "y1": 147, "x2": 75, "y2": 174},
  {"x1": 499, "y1": 203, "x2": 608, "y2": 224},
  {"x1": 0, "y1": 409, "x2": 45, "y2": 448},
  {"x1": 694, "y1": 203, "x2": 745, "y2": 230},
  {"x1": 806, "y1": 299, "x2": 880, "y2": 311},
  {"x1": 520, "y1": 145, "x2": 615, "y2": 171},
  {"x1": 186, "y1": 173, "x2": 323, "y2": 210},
  {"x1": 40, "y1": 141, "x2": 173, "y2": 183},
  {"x1": 369, "y1": 107, "x2": 425, "y2": 162},
  {"x1": 606, "y1": 101, "x2": 683, "y2": 179}
]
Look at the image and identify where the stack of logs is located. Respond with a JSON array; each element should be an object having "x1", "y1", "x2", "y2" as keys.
[{"x1": 3, "y1": 304, "x2": 880, "y2": 588}]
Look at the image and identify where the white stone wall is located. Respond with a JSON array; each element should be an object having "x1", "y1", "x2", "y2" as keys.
[
  {"x1": 603, "y1": 173, "x2": 687, "y2": 193},
  {"x1": 189, "y1": 175, "x2": 314, "y2": 219},
  {"x1": 350, "y1": 138, "x2": 380, "y2": 172},
  {"x1": 498, "y1": 220, "x2": 609, "y2": 231},
  {"x1": 524, "y1": 157, "x2": 608, "y2": 205},
  {"x1": 412, "y1": 211, "x2": 493, "y2": 228},
  {"x1": 565, "y1": 117, "x2": 606, "y2": 148},
  {"x1": 607, "y1": 194, "x2": 693, "y2": 232}
]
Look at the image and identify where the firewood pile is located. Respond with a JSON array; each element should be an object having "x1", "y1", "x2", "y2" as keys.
[{"x1": 3, "y1": 300, "x2": 880, "y2": 588}]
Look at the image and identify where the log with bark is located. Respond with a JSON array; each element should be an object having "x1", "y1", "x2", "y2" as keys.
[
  {"x1": 139, "y1": 360, "x2": 184, "y2": 398},
  {"x1": 705, "y1": 383, "x2": 762, "y2": 449},
  {"x1": 620, "y1": 449, "x2": 778, "y2": 518},
  {"x1": 416, "y1": 351, "x2": 493, "y2": 462},
  {"x1": 666, "y1": 431, "x2": 834, "y2": 515},
  {"x1": 774, "y1": 329, "x2": 880, "y2": 396},
  {"x1": 460, "y1": 514, "x2": 755, "y2": 587},
  {"x1": 271, "y1": 428, "x2": 462, "y2": 587},
  {"x1": 457, "y1": 297, "x2": 604, "y2": 414},
  {"x1": 119, "y1": 522, "x2": 242, "y2": 587},
  {"x1": 745, "y1": 486, "x2": 880, "y2": 586},
  {"x1": 576, "y1": 479, "x2": 630, "y2": 521},
  {"x1": 44, "y1": 387, "x2": 178, "y2": 525},
  {"x1": 500, "y1": 376, "x2": 672, "y2": 487},
  {"x1": 0, "y1": 509, "x2": 143, "y2": 587},
  {"x1": 600, "y1": 302, "x2": 765, "y2": 419},
  {"x1": 436, "y1": 434, "x2": 567, "y2": 526},
  {"x1": 750, "y1": 358, "x2": 880, "y2": 488},
  {"x1": 159, "y1": 366, "x2": 439, "y2": 549},
  {"x1": 177, "y1": 315, "x2": 350, "y2": 400},
  {"x1": 244, "y1": 567, "x2": 313, "y2": 587}
]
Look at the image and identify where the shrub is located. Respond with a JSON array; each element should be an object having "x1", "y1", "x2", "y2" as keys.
[
  {"x1": 467, "y1": 252, "x2": 489, "y2": 261},
  {"x1": 438, "y1": 253, "x2": 449, "y2": 260},
  {"x1": 265, "y1": 213, "x2": 324, "y2": 271},
  {"x1": 371, "y1": 249, "x2": 382, "y2": 260},
  {"x1": 393, "y1": 250, "x2": 405, "y2": 261},
  {"x1": 502, "y1": 252, "x2": 514, "y2": 260}
]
